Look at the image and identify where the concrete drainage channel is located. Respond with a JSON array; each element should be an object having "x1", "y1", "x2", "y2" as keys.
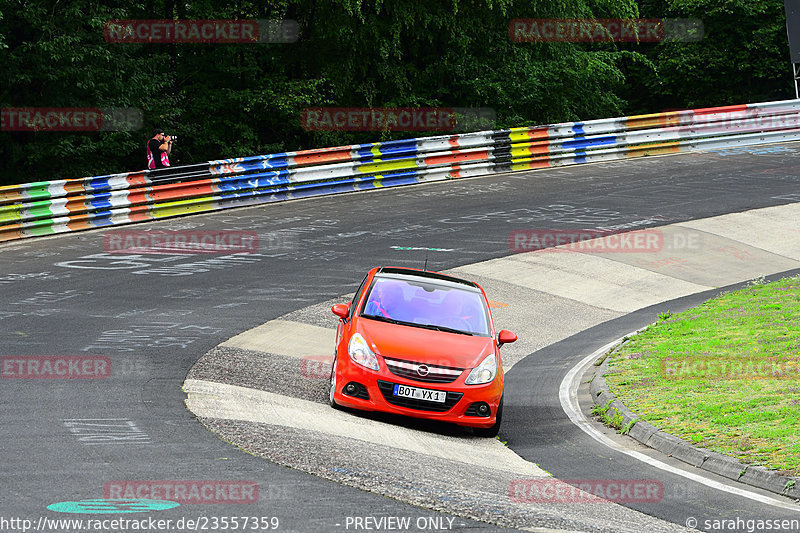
[{"x1": 183, "y1": 202, "x2": 800, "y2": 531}]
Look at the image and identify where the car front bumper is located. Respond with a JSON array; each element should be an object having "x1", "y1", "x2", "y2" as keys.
[{"x1": 332, "y1": 359, "x2": 503, "y2": 428}]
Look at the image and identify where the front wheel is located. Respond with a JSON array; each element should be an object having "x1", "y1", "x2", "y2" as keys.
[
  {"x1": 473, "y1": 396, "x2": 503, "y2": 438},
  {"x1": 328, "y1": 357, "x2": 340, "y2": 409}
]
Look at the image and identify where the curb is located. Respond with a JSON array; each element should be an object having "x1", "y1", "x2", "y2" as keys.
[{"x1": 589, "y1": 342, "x2": 800, "y2": 501}]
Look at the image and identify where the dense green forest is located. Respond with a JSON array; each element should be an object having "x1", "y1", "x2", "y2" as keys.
[{"x1": 0, "y1": 0, "x2": 792, "y2": 185}]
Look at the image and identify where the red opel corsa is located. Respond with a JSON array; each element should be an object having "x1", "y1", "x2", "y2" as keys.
[{"x1": 329, "y1": 266, "x2": 517, "y2": 437}]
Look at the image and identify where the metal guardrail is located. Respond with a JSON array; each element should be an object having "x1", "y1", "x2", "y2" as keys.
[{"x1": 2, "y1": 99, "x2": 800, "y2": 242}]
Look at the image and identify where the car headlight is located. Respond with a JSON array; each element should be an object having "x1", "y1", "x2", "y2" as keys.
[
  {"x1": 465, "y1": 354, "x2": 497, "y2": 385},
  {"x1": 348, "y1": 333, "x2": 379, "y2": 371}
]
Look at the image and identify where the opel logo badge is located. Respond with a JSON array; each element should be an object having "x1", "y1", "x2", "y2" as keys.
[{"x1": 416, "y1": 364, "x2": 430, "y2": 377}]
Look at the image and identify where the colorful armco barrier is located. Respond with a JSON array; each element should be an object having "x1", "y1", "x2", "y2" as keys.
[{"x1": 2, "y1": 99, "x2": 800, "y2": 242}]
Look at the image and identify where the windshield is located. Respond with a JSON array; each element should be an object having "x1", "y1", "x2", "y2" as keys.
[{"x1": 360, "y1": 276, "x2": 490, "y2": 336}]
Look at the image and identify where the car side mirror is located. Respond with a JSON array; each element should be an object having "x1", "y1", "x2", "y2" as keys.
[
  {"x1": 497, "y1": 329, "x2": 517, "y2": 347},
  {"x1": 331, "y1": 303, "x2": 350, "y2": 320}
]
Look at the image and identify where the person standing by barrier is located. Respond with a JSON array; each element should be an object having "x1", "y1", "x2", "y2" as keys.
[{"x1": 146, "y1": 128, "x2": 173, "y2": 169}]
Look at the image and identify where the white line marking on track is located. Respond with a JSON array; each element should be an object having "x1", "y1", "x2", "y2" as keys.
[{"x1": 559, "y1": 335, "x2": 800, "y2": 512}]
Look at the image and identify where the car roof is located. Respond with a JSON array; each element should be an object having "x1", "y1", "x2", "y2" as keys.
[{"x1": 375, "y1": 266, "x2": 480, "y2": 290}]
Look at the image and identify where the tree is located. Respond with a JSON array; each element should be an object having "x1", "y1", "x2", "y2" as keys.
[
  {"x1": 2, "y1": 0, "x2": 790, "y2": 185},
  {"x1": 624, "y1": 0, "x2": 792, "y2": 112}
]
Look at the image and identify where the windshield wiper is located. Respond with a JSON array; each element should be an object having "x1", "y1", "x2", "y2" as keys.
[
  {"x1": 416, "y1": 323, "x2": 475, "y2": 336},
  {"x1": 361, "y1": 314, "x2": 409, "y2": 326},
  {"x1": 363, "y1": 315, "x2": 475, "y2": 335}
]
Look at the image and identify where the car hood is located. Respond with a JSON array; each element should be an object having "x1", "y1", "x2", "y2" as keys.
[{"x1": 356, "y1": 318, "x2": 495, "y2": 369}]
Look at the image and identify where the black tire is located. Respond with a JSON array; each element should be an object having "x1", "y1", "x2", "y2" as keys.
[
  {"x1": 328, "y1": 357, "x2": 341, "y2": 409},
  {"x1": 473, "y1": 396, "x2": 503, "y2": 438}
]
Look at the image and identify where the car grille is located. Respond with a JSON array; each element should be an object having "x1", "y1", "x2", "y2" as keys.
[
  {"x1": 376, "y1": 380, "x2": 463, "y2": 412},
  {"x1": 383, "y1": 357, "x2": 464, "y2": 384}
]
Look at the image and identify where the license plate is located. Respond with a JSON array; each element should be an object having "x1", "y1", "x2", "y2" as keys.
[{"x1": 392, "y1": 384, "x2": 447, "y2": 403}]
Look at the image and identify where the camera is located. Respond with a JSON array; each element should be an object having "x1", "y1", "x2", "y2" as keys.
[{"x1": 166, "y1": 134, "x2": 177, "y2": 142}]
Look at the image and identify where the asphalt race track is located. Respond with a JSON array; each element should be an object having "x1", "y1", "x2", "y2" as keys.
[{"x1": 2, "y1": 143, "x2": 800, "y2": 532}]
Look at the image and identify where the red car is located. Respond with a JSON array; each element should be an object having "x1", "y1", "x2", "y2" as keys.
[{"x1": 329, "y1": 266, "x2": 517, "y2": 437}]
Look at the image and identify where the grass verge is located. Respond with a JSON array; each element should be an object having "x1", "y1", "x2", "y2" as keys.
[{"x1": 605, "y1": 275, "x2": 800, "y2": 476}]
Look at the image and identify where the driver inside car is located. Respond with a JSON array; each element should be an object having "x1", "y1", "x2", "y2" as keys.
[{"x1": 364, "y1": 282, "x2": 407, "y2": 321}]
